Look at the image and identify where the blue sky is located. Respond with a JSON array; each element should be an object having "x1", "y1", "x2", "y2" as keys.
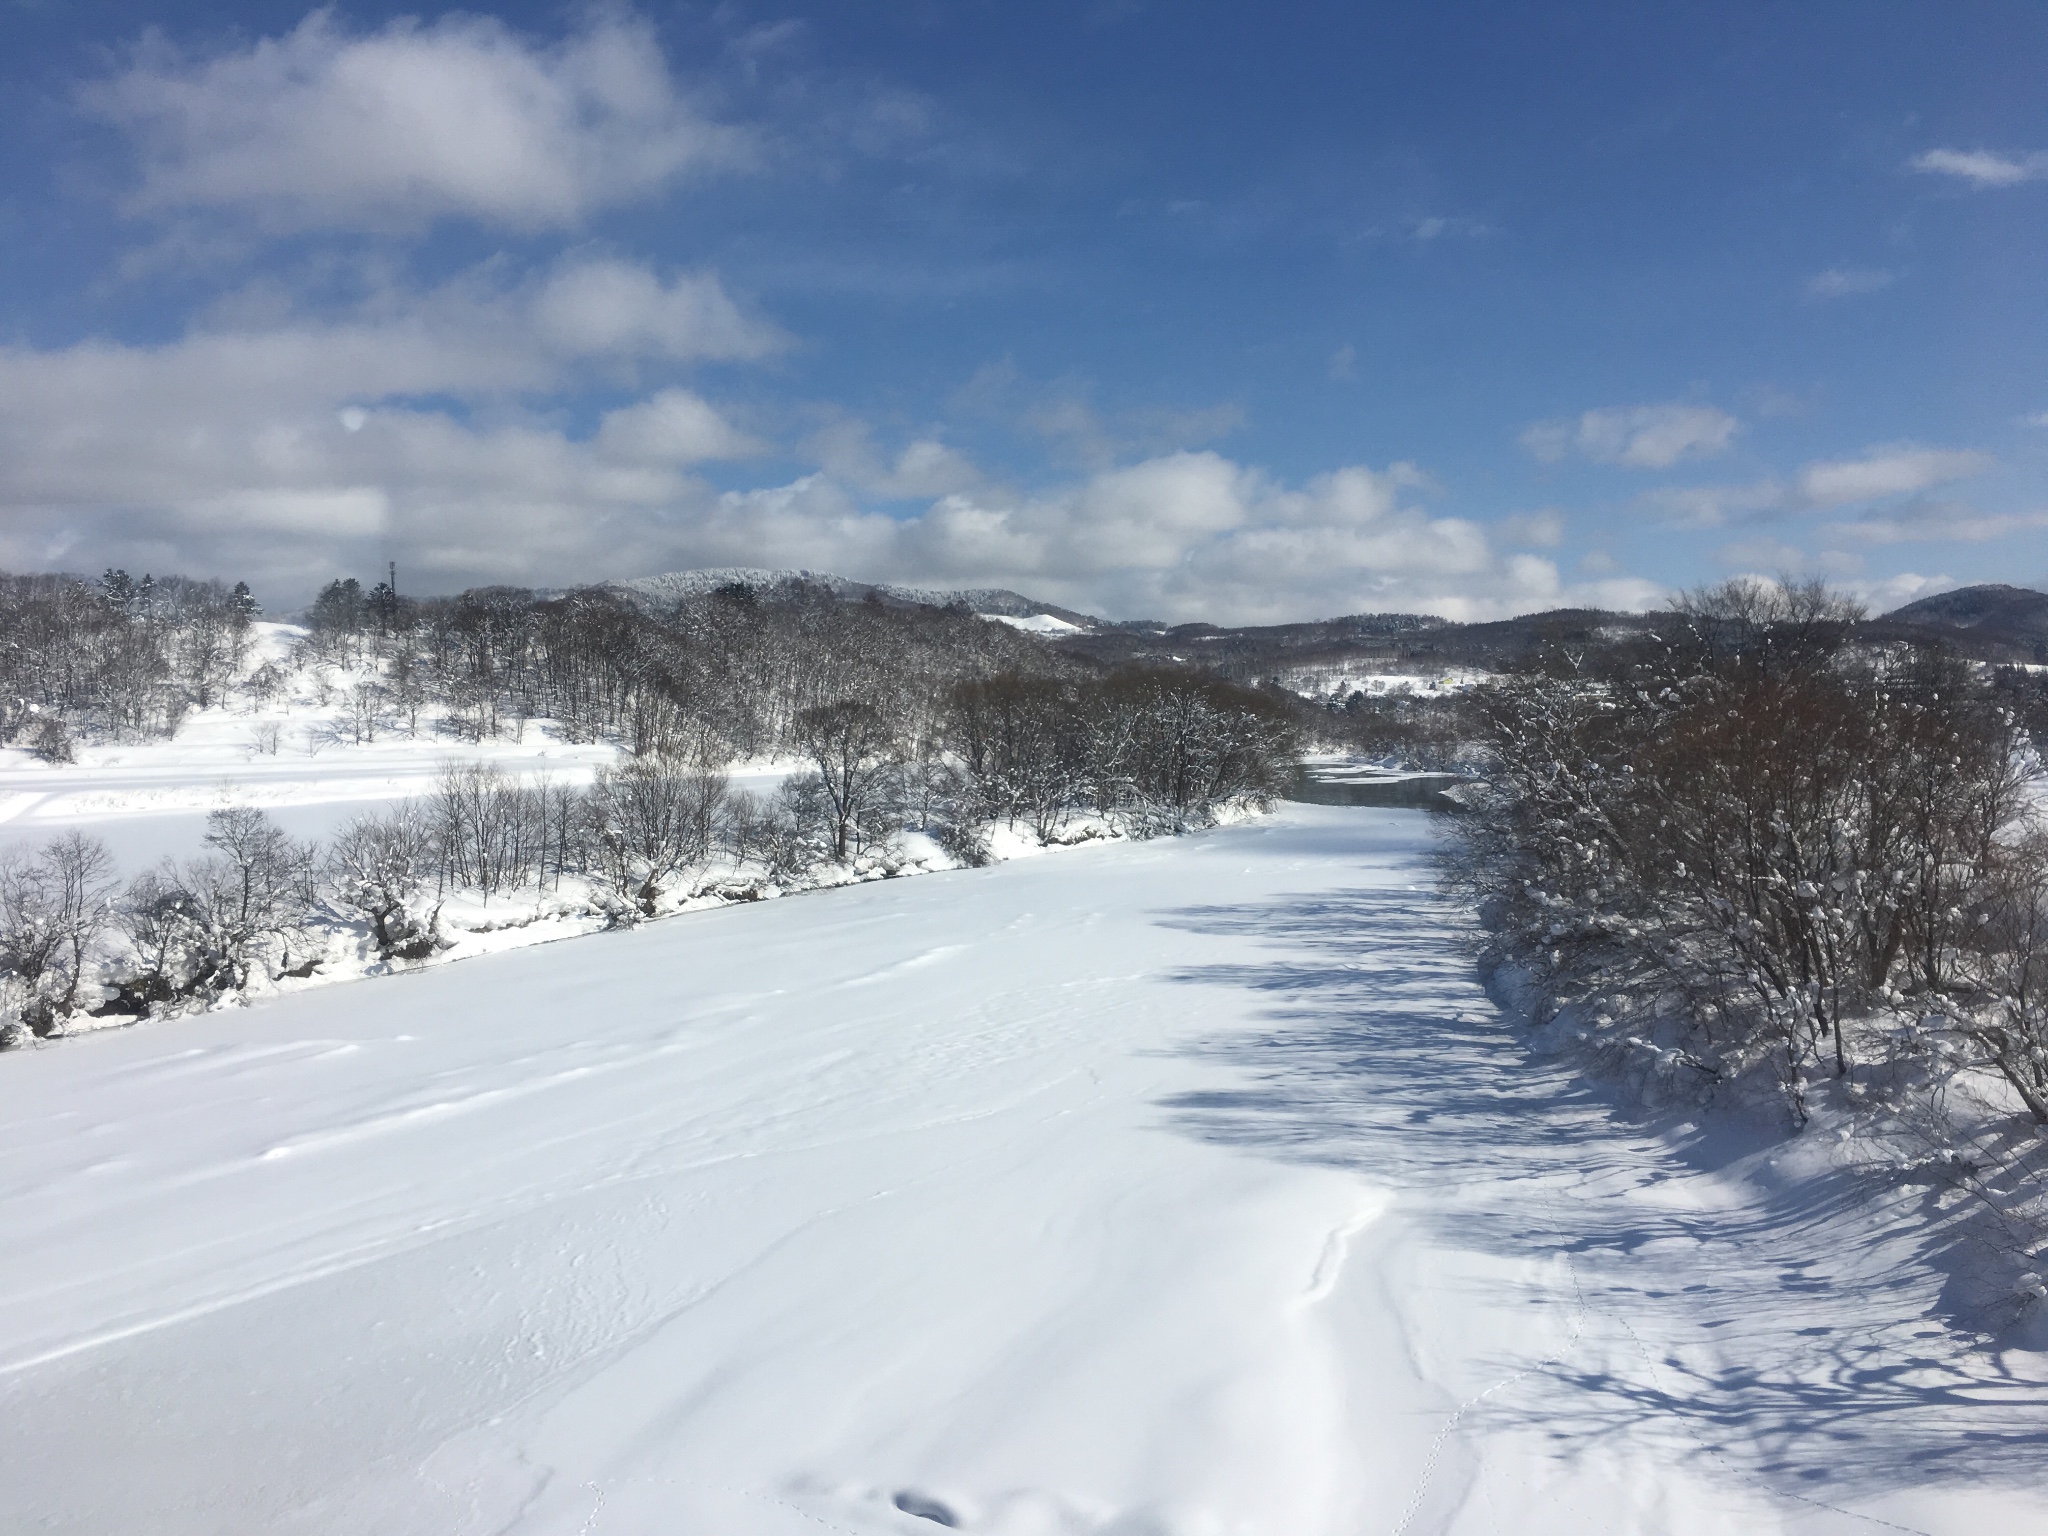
[{"x1": 1, "y1": 1, "x2": 2042, "y2": 621}]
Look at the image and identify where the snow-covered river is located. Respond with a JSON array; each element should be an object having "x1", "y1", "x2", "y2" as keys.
[{"x1": 0, "y1": 806, "x2": 2039, "y2": 1533}]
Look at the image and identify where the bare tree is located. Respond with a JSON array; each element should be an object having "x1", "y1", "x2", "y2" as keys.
[
  {"x1": 586, "y1": 755, "x2": 728, "y2": 915},
  {"x1": 432, "y1": 762, "x2": 528, "y2": 901},
  {"x1": 1456, "y1": 600, "x2": 2048, "y2": 1128},
  {"x1": 113, "y1": 868, "x2": 200, "y2": 1011},
  {"x1": 795, "y1": 699, "x2": 903, "y2": 861},
  {"x1": 172, "y1": 807, "x2": 318, "y2": 991},
  {"x1": 343, "y1": 680, "x2": 383, "y2": 744}
]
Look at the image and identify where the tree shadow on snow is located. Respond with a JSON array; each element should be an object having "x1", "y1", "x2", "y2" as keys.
[{"x1": 1149, "y1": 881, "x2": 2048, "y2": 1505}]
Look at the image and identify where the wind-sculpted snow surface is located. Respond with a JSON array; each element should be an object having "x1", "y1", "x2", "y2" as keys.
[{"x1": 0, "y1": 807, "x2": 2041, "y2": 1532}]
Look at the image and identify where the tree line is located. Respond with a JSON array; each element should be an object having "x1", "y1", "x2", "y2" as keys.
[{"x1": 295, "y1": 574, "x2": 1069, "y2": 760}]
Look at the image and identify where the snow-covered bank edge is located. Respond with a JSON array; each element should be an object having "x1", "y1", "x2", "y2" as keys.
[
  {"x1": 20, "y1": 798, "x2": 1277, "y2": 1056},
  {"x1": 1472, "y1": 940, "x2": 2048, "y2": 1352}
]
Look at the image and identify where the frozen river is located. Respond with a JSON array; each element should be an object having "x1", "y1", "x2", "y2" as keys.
[{"x1": 0, "y1": 805, "x2": 2039, "y2": 1533}]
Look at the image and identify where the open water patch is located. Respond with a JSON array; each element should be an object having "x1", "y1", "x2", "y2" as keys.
[{"x1": 1283, "y1": 767, "x2": 1469, "y2": 811}]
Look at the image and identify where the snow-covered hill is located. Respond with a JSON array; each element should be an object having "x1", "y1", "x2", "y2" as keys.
[{"x1": 0, "y1": 806, "x2": 2037, "y2": 1534}]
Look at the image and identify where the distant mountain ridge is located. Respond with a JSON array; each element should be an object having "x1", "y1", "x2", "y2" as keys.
[
  {"x1": 611, "y1": 568, "x2": 1104, "y2": 629},
  {"x1": 1884, "y1": 582, "x2": 2048, "y2": 634},
  {"x1": 601, "y1": 569, "x2": 2048, "y2": 672},
  {"x1": 1874, "y1": 583, "x2": 2048, "y2": 662}
]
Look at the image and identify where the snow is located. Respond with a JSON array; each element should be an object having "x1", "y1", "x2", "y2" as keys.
[
  {"x1": 1296, "y1": 753, "x2": 1459, "y2": 784},
  {"x1": 982, "y1": 611, "x2": 1085, "y2": 635},
  {"x1": 3, "y1": 805, "x2": 2041, "y2": 1531},
  {"x1": 0, "y1": 738, "x2": 615, "y2": 872},
  {"x1": 0, "y1": 621, "x2": 775, "y2": 876},
  {"x1": 0, "y1": 622, "x2": 624, "y2": 869},
  {"x1": 1281, "y1": 666, "x2": 1488, "y2": 701}
]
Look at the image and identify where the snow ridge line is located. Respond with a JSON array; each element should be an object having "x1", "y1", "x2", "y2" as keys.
[
  {"x1": 0, "y1": 1228, "x2": 434, "y2": 1379},
  {"x1": 1292, "y1": 1198, "x2": 1387, "y2": 1310}
]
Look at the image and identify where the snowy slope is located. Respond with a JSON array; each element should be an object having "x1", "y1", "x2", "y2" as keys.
[
  {"x1": 0, "y1": 807, "x2": 2041, "y2": 1534},
  {"x1": 983, "y1": 611, "x2": 1085, "y2": 635}
]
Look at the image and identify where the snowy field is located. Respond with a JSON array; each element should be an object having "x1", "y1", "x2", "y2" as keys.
[
  {"x1": 0, "y1": 620, "x2": 774, "y2": 879},
  {"x1": 0, "y1": 623, "x2": 637, "y2": 872},
  {"x1": 0, "y1": 733, "x2": 621, "y2": 873},
  {"x1": 1, "y1": 806, "x2": 2044, "y2": 1533}
]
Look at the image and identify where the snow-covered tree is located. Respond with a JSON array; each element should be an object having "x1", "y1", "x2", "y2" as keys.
[
  {"x1": 328, "y1": 804, "x2": 444, "y2": 960},
  {"x1": 1457, "y1": 582, "x2": 2044, "y2": 1127},
  {"x1": 0, "y1": 832, "x2": 117, "y2": 1041}
]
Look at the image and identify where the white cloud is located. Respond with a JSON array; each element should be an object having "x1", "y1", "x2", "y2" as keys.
[
  {"x1": 699, "y1": 452, "x2": 1656, "y2": 623},
  {"x1": 87, "y1": 10, "x2": 750, "y2": 232},
  {"x1": 1521, "y1": 402, "x2": 1739, "y2": 468},
  {"x1": 0, "y1": 319, "x2": 1657, "y2": 622},
  {"x1": 1069, "y1": 452, "x2": 1253, "y2": 566},
  {"x1": 1795, "y1": 444, "x2": 1991, "y2": 507},
  {"x1": 1716, "y1": 537, "x2": 1808, "y2": 573},
  {"x1": 1412, "y1": 215, "x2": 1485, "y2": 244},
  {"x1": 528, "y1": 260, "x2": 780, "y2": 361},
  {"x1": 1825, "y1": 505, "x2": 2048, "y2": 545},
  {"x1": 1910, "y1": 148, "x2": 2048, "y2": 189},
  {"x1": 1499, "y1": 510, "x2": 1565, "y2": 547},
  {"x1": 806, "y1": 414, "x2": 983, "y2": 499},
  {"x1": 1806, "y1": 267, "x2": 1893, "y2": 299},
  {"x1": 0, "y1": 253, "x2": 787, "y2": 596},
  {"x1": 953, "y1": 365, "x2": 1243, "y2": 471},
  {"x1": 1025, "y1": 394, "x2": 1245, "y2": 471},
  {"x1": 1344, "y1": 214, "x2": 1493, "y2": 248},
  {"x1": 0, "y1": 253, "x2": 777, "y2": 433},
  {"x1": 1865, "y1": 572, "x2": 1962, "y2": 611},
  {"x1": 1716, "y1": 539, "x2": 1864, "y2": 580},
  {"x1": 1742, "y1": 384, "x2": 1812, "y2": 419},
  {"x1": 1640, "y1": 479, "x2": 1788, "y2": 529},
  {"x1": 0, "y1": 246, "x2": 1650, "y2": 620},
  {"x1": 596, "y1": 390, "x2": 760, "y2": 465},
  {"x1": 1649, "y1": 444, "x2": 1995, "y2": 528}
]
